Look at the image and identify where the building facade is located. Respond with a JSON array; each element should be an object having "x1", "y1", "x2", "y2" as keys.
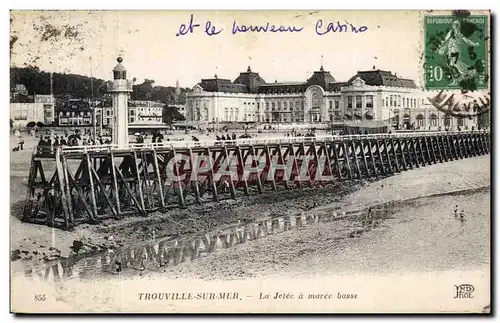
[
  {"x1": 185, "y1": 66, "x2": 478, "y2": 130},
  {"x1": 57, "y1": 99, "x2": 93, "y2": 126},
  {"x1": 99, "y1": 100, "x2": 166, "y2": 127},
  {"x1": 10, "y1": 94, "x2": 55, "y2": 127},
  {"x1": 128, "y1": 100, "x2": 164, "y2": 124}
]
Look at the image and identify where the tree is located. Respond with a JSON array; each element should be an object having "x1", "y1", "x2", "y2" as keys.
[
  {"x1": 10, "y1": 67, "x2": 107, "y2": 98},
  {"x1": 163, "y1": 105, "x2": 185, "y2": 125},
  {"x1": 132, "y1": 79, "x2": 155, "y2": 100}
]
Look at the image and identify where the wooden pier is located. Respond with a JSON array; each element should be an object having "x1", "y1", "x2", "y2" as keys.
[{"x1": 22, "y1": 130, "x2": 490, "y2": 230}]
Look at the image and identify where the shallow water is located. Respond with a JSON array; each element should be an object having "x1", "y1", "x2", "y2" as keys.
[
  {"x1": 13, "y1": 205, "x2": 378, "y2": 281},
  {"x1": 13, "y1": 188, "x2": 490, "y2": 282}
]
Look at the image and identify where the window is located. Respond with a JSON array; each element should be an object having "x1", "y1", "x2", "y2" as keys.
[
  {"x1": 271, "y1": 102, "x2": 275, "y2": 111},
  {"x1": 266, "y1": 102, "x2": 269, "y2": 110},
  {"x1": 366, "y1": 96, "x2": 373, "y2": 108},
  {"x1": 390, "y1": 95, "x2": 393, "y2": 107},
  {"x1": 356, "y1": 96, "x2": 362, "y2": 109},
  {"x1": 444, "y1": 115, "x2": 451, "y2": 127},
  {"x1": 107, "y1": 110, "x2": 111, "y2": 116},
  {"x1": 312, "y1": 93, "x2": 321, "y2": 107},
  {"x1": 347, "y1": 96, "x2": 353, "y2": 109},
  {"x1": 416, "y1": 114, "x2": 424, "y2": 127},
  {"x1": 457, "y1": 118, "x2": 465, "y2": 126},
  {"x1": 430, "y1": 114, "x2": 437, "y2": 126},
  {"x1": 334, "y1": 99, "x2": 340, "y2": 109},
  {"x1": 329, "y1": 101, "x2": 333, "y2": 111}
]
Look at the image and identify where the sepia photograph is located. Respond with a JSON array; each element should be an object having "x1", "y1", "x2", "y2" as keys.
[{"x1": 8, "y1": 8, "x2": 491, "y2": 313}]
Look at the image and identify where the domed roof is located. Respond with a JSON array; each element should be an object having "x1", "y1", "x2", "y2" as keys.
[{"x1": 113, "y1": 57, "x2": 127, "y2": 72}]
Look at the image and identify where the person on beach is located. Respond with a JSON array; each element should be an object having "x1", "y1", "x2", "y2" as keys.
[
  {"x1": 47, "y1": 183, "x2": 55, "y2": 210},
  {"x1": 115, "y1": 261, "x2": 122, "y2": 273},
  {"x1": 459, "y1": 209, "x2": 466, "y2": 222},
  {"x1": 18, "y1": 137, "x2": 24, "y2": 150},
  {"x1": 222, "y1": 179, "x2": 230, "y2": 193},
  {"x1": 140, "y1": 258, "x2": 146, "y2": 276}
]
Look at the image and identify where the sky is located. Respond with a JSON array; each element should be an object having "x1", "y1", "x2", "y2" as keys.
[{"x1": 10, "y1": 10, "x2": 425, "y2": 88}]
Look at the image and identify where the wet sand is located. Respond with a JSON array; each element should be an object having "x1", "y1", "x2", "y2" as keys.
[{"x1": 138, "y1": 188, "x2": 489, "y2": 281}]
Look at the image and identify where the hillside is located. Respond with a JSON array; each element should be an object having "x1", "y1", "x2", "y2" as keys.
[{"x1": 10, "y1": 67, "x2": 191, "y2": 105}]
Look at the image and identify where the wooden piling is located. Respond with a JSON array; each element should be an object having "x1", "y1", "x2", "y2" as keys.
[
  {"x1": 223, "y1": 145, "x2": 236, "y2": 199},
  {"x1": 188, "y1": 148, "x2": 202, "y2": 204},
  {"x1": 350, "y1": 140, "x2": 362, "y2": 179},
  {"x1": 85, "y1": 153, "x2": 99, "y2": 219},
  {"x1": 54, "y1": 148, "x2": 71, "y2": 229},
  {"x1": 374, "y1": 140, "x2": 386, "y2": 175},
  {"x1": 340, "y1": 141, "x2": 353, "y2": 179},
  {"x1": 367, "y1": 140, "x2": 378, "y2": 175},
  {"x1": 250, "y1": 145, "x2": 263, "y2": 193},
  {"x1": 170, "y1": 148, "x2": 185, "y2": 208},
  {"x1": 277, "y1": 143, "x2": 290, "y2": 189},
  {"x1": 152, "y1": 150, "x2": 165, "y2": 207},
  {"x1": 410, "y1": 138, "x2": 419, "y2": 168},
  {"x1": 382, "y1": 139, "x2": 393, "y2": 173},
  {"x1": 331, "y1": 142, "x2": 343, "y2": 179},
  {"x1": 360, "y1": 140, "x2": 370, "y2": 177},
  {"x1": 390, "y1": 139, "x2": 400, "y2": 173},
  {"x1": 321, "y1": 142, "x2": 335, "y2": 183},
  {"x1": 434, "y1": 136, "x2": 444, "y2": 163},
  {"x1": 206, "y1": 147, "x2": 219, "y2": 201},
  {"x1": 264, "y1": 144, "x2": 277, "y2": 191},
  {"x1": 397, "y1": 138, "x2": 407, "y2": 171}
]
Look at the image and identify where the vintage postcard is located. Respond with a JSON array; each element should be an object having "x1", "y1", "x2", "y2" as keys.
[{"x1": 9, "y1": 9, "x2": 491, "y2": 313}]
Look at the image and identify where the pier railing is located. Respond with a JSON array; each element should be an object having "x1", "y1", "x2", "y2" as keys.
[{"x1": 57, "y1": 130, "x2": 489, "y2": 154}]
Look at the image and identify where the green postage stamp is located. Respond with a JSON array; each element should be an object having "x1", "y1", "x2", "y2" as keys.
[{"x1": 424, "y1": 14, "x2": 489, "y2": 91}]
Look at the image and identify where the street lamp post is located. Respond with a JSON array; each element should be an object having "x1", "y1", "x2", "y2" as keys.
[{"x1": 92, "y1": 102, "x2": 97, "y2": 142}]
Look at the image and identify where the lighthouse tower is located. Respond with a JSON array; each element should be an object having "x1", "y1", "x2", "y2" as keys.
[{"x1": 108, "y1": 57, "x2": 133, "y2": 148}]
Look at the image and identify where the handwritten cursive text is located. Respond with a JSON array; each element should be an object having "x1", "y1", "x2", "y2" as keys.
[
  {"x1": 176, "y1": 14, "x2": 223, "y2": 37},
  {"x1": 315, "y1": 19, "x2": 368, "y2": 35},
  {"x1": 232, "y1": 21, "x2": 304, "y2": 34},
  {"x1": 175, "y1": 15, "x2": 369, "y2": 37}
]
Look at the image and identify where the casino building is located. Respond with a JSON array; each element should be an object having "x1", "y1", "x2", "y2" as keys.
[{"x1": 185, "y1": 65, "x2": 478, "y2": 130}]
